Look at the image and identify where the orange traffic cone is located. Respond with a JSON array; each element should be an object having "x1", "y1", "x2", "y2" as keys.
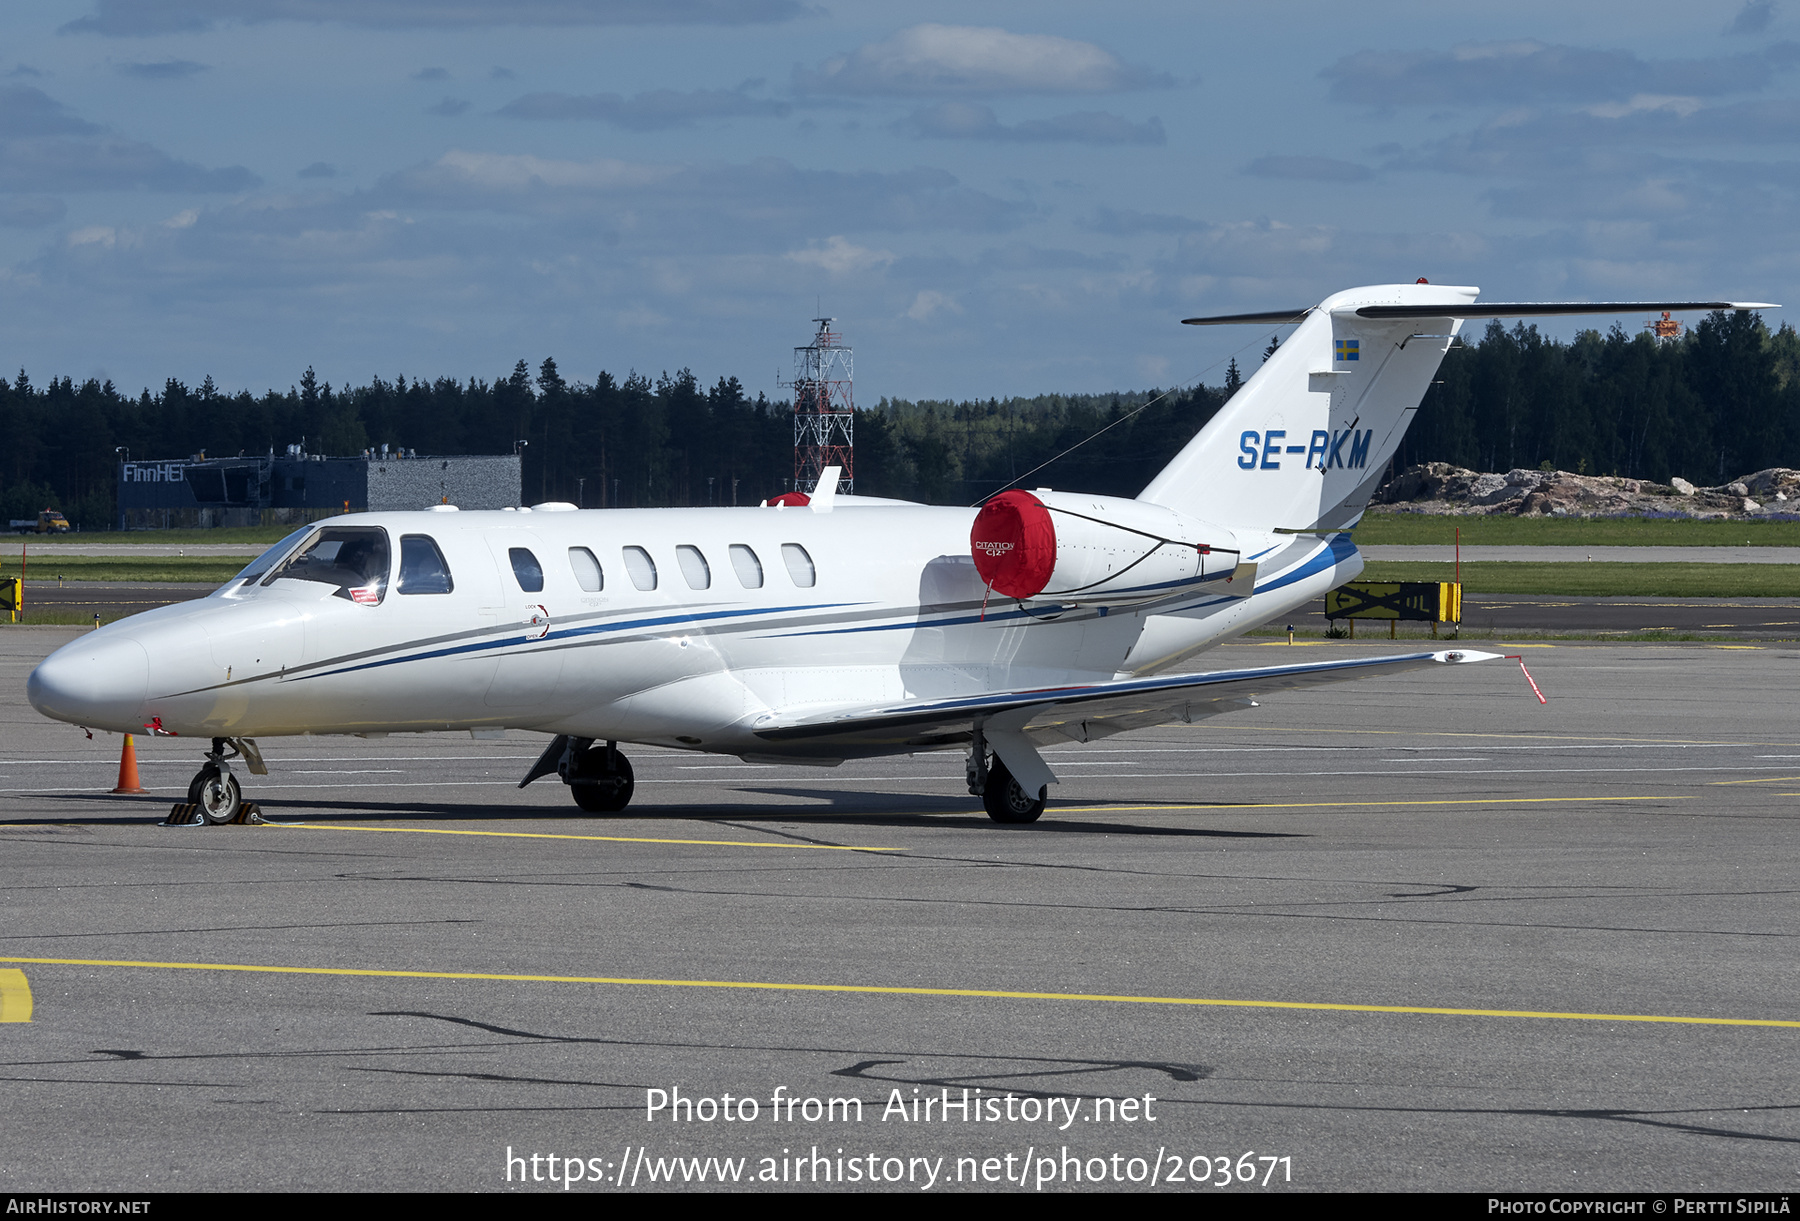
[{"x1": 110, "y1": 734, "x2": 146, "y2": 795}]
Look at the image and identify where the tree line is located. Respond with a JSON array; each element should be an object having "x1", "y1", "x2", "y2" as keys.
[{"x1": 3, "y1": 310, "x2": 1796, "y2": 528}]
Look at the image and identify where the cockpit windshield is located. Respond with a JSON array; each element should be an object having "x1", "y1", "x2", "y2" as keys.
[
  {"x1": 224, "y1": 527, "x2": 315, "y2": 591},
  {"x1": 262, "y1": 527, "x2": 391, "y2": 603}
]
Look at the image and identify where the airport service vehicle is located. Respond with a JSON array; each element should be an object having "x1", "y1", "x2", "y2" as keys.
[
  {"x1": 10, "y1": 510, "x2": 70, "y2": 534},
  {"x1": 26, "y1": 284, "x2": 1772, "y2": 824}
]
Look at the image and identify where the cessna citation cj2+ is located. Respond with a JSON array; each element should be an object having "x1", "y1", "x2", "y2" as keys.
[{"x1": 28, "y1": 284, "x2": 1773, "y2": 824}]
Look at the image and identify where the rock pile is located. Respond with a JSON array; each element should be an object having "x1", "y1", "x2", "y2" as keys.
[{"x1": 1374, "y1": 463, "x2": 1800, "y2": 518}]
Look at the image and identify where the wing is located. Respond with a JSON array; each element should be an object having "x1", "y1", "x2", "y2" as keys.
[{"x1": 752, "y1": 649, "x2": 1503, "y2": 753}]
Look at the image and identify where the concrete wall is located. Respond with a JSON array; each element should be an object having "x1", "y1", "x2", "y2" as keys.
[{"x1": 367, "y1": 455, "x2": 521, "y2": 511}]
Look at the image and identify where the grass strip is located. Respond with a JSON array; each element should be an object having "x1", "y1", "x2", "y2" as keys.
[
  {"x1": 1, "y1": 556, "x2": 242, "y2": 583},
  {"x1": 2, "y1": 525, "x2": 294, "y2": 546},
  {"x1": 1354, "y1": 511, "x2": 1800, "y2": 548},
  {"x1": 1359, "y1": 560, "x2": 1800, "y2": 598}
]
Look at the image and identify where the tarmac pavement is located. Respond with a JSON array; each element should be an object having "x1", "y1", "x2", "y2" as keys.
[{"x1": 2, "y1": 628, "x2": 1797, "y2": 1192}]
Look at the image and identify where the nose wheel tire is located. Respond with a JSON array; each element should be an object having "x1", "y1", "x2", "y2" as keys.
[
  {"x1": 193, "y1": 767, "x2": 243, "y2": 825},
  {"x1": 570, "y1": 747, "x2": 635, "y2": 814},
  {"x1": 981, "y1": 756, "x2": 1046, "y2": 824}
]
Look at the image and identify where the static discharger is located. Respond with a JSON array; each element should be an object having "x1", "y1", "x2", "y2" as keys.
[{"x1": 1505, "y1": 655, "x2": 1549, "y2": 704}]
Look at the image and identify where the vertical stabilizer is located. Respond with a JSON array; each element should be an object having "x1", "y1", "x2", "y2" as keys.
[{"x1": 1138, "y1": 283, "x2": 1477, "y2": 532}]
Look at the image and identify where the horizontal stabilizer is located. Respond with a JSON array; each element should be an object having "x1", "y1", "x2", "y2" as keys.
[
  {"x1": 1353, "y1": 300, "x2": 1778, "y2": 320},
  {"x1": 754, "y1": 650, "x2": 1501, "y2": 752},
  {"x1": 1183, "y1": 300, "x2": 1777, "y2": 325}
]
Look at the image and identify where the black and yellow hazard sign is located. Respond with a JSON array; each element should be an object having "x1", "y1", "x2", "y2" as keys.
[{"x1": 1326, "y1": 581, "x2": 1461, "y2": 637}]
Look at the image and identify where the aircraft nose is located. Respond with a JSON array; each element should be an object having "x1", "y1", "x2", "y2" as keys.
[{"x1": 28, "y1": 635, "x2": 151, "y2": 730}]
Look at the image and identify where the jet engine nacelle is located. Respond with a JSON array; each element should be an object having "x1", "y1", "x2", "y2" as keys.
[{"x1": 970, "y1": 489, "x2": 1244, "y2": 606}]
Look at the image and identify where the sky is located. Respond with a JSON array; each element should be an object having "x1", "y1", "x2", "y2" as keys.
[{"x1": 3, "y1": 0, "x2": 1798, "y2": 404}]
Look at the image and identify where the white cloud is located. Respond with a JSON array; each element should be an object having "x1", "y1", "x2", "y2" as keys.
[
  {"x1": 497, "y1": 87, "x2": 790, "y2": 129},
  {"x1": 1322, "y1": 39, "x2": 1800, "y2": 107},
  {"x1": 64, "y1": 0, "x2": 805, "y2": 35},
  {"x1": 398, "y1": 149, "x2": 678, "y2": 193},
  {"x1": 797, "y1": 24, "x2": 1167, "y2": 95},
  {"x1": 897, "y1": 101, "x2": 1165, "y2": 144},
  {"x1": 378, "y1": 152, "x2": 1027, "y2": 242},
  {"x1": 786, "y1": 235, "x2": 895, "y2": 275},
  {"x1": 905, "y1": 289, "x2": 961, "y2": 320}
]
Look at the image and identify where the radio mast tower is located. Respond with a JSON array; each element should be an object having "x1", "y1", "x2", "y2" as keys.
[
  {"x1": 784, "y1": 317, "x2": 854, "y2": 494},
  {"x1": 1645, "y1": 310, "x2": 1684, "y2": 343}
]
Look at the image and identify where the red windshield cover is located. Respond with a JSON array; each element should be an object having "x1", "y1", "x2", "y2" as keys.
[{"x1": 971, "y1": 490, "x2": 1056, "y2": 599}]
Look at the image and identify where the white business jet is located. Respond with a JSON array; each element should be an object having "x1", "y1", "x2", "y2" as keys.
[{"x1": 27, "y1": 284, "x2": 1772, "y2": 824}]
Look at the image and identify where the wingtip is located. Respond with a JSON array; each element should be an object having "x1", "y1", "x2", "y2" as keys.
[{"x1": 1433, "y1": 649, "x2": 1504, "y2": 664}]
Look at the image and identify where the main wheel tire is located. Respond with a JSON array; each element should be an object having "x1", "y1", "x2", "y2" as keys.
[
  {"x1": 981, "y1": 756, "x2": 1046, "y2": 824},
  {"x1": 196, "y1": 769, "x2": 242, "y2": 824},
  {"x1": 186, "y1": 767, "x2": 209, "y2": 804},
  {"x1": 570, "y1": 749, "x2": 635, "y2": 814}
]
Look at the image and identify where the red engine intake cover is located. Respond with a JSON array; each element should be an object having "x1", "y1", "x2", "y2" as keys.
[{"x1": 971, "y1": 489, "x2": 1056, "y2": 599}]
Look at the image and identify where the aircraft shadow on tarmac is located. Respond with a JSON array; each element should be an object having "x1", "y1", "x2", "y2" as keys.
[{"x1": 12, "y1": 790, "x2": 1303, "y2": 839}]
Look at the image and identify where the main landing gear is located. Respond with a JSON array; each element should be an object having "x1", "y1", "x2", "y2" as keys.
[
  {"x1": 519, "y1": 735, "x2": 635, "y2": 814},
  {"x1": 966, "y1": 734, "x2": 1046, "y2": 825},
  {"x1": 167, "y1": 737, "x2": 267, "y2": 826}
]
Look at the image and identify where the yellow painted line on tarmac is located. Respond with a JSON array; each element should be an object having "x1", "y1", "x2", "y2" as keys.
[
  {"x1": 0, "y1": 955, "x2": 1791, "y2": 1030},
  {"x1": 1712, "y1": 645, "x2": 1765, "y2": 650},
  {"x1": 0, "y1": 968, "x2": 32, "y2": 1022},
  {"x1": 1709, "y1": 776, "x2": 1800, "y2": 786},
  {"x1": 269, "y1": 823, "x2": 902, "y2": 852},
  {"x1": 1207, "y1": 725, "x2": 1754, "y2": 746},
  {"x1": 1066, "y1": 794, "x2": 1694, "y2": 815}
]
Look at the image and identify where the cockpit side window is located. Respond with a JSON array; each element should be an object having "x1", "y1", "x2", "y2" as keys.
[
  {"x1": 263, "y1": 527, "x2": 391, "y2": 603},
  {"x1": 509, "y1": 547, "x2": 545, "y2": 593},
  {"x1": 398, "y1": 534, "x2": 454, "y2": 594}
]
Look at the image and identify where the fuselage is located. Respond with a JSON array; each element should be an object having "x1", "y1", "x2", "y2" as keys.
[{"x1": 26, "y1": 500, "x2": 1362, "y2": 759}]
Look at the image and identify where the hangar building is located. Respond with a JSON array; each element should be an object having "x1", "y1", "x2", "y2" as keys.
[{"x1": 116, "y1": 449, "x2": 522, "y2": 530}]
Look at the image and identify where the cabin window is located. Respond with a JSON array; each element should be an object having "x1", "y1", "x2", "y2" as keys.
[
  {"x1": 781, "y1": 543, "x2": 816, "y2": 588},
  {"x1": 568, "y1": 546, "x2": 603, "y2": 592},
  {"x1": 508, "y1": 547, "x2": 544, "y2": 593},
  {"x1": 676, "y1": 545, "x2": 711, "y2": 590},
  {"x1": 397, "y1": 534, "x2": 454, "y2": 594},
  {"x1": 623, "y1": 545, "x2": 658, "y2": 591},
  {"x1": 263, "y1": 526, "x2": 390, "y2": 604},
  {"x1": 729, "y1": 544, "x2": 763, "y2": 589}
]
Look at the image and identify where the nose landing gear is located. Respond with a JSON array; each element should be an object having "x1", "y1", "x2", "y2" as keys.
[
  {"x1": 518, "y1": 735, "x2": 636, "y2": 814},
  {"x1": 165, "y1": 738, "x2": 268, "y2": 827}
]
